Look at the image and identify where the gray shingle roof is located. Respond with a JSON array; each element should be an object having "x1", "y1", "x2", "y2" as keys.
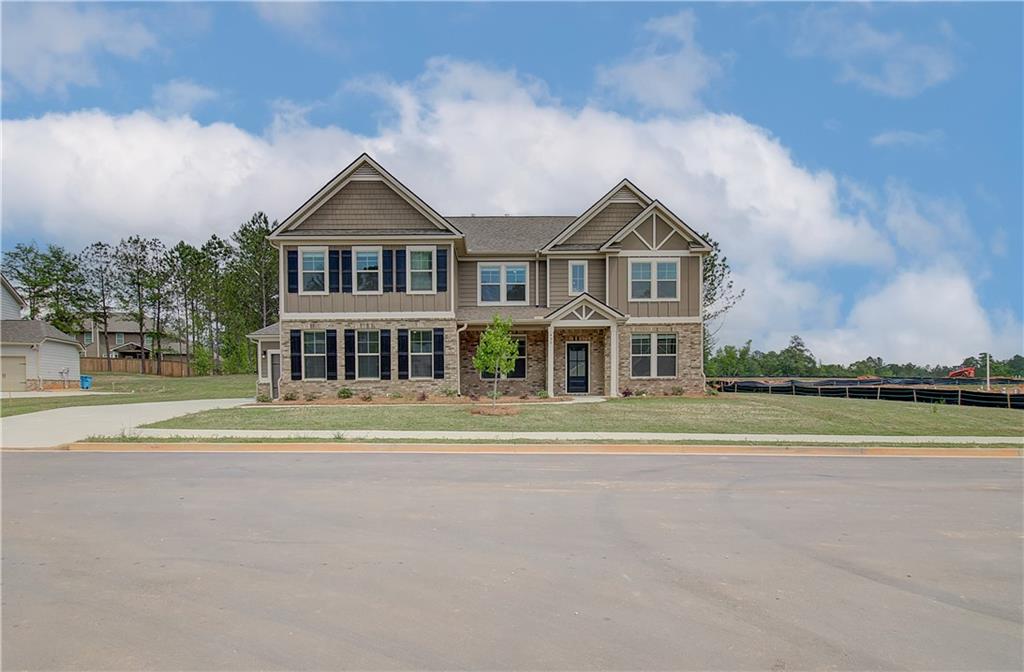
[
  {"x1": 454, "y1": 306, "x2": 551, "y2": 324},
  {"x1": 1, "y1": 320, "x2": 81, "y2": 347},
  {"x1": 247, "y1": 322, "x2": 281, "y2": 339},
  {"x1": 281, "y1": 228, "x2": 456, "y2": 237},
  {"x1": 446, "y1": 216, "x2": 575, "y2": 253}
]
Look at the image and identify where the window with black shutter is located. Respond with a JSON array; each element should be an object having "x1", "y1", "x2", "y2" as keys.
[{"x1": 286, "y1": 251, "x2": 299, "y2": 294}]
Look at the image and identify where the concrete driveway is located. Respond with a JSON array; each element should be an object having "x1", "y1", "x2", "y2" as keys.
[
  {"x1": 3, "y1": 453, "x2": 1020, "y2": 670},
  {"x1": 0, "y1": 398, "x2": 250, "y2": 448}
]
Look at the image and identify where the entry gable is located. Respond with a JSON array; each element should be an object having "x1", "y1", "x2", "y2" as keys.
[
  {"x1": 541, "y1": 179, "x2": 653, "y2": 251},
  {"x1": 599, "y1": 201, "x2": 712, "y2": 253},
  {"x1": 270, "y1": 154, "x2": 463, "y2": 239},
  {"x1": 545, "y1": 293, "x2": 627, "y2": 323}
]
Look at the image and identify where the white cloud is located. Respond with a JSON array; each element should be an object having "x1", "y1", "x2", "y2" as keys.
[
  {"x1": 2, "y1": 58, "x2": 1016, "y2": 362},
  {"x1": 870, "y1": 129, "x2": 944, "y2": 148},
  {"x1": 252, "y1": 2, "x2": 324, "y2": 33},
  {"x1": 805, "y1": 267, "x2": 1022, "y2": 365},
  {"x1": 1, "y1": 4, "x2": 157, "y2": 95},
  {"x1": 152, "y1": 79, "x2": 219, "y2": 115},
  {"x1": 597, "y1": 10, "x2": 724, "y2": 112},
  {"x1": 794, "y1": 7, "x2": 958, "y2": 98},
  {"x1": 883, "y1": 179, "x2": 972, "y2": 258}
]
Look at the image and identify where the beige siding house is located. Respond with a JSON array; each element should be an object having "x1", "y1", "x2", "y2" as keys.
[
  {"x1": 77, "y1": 314, "x2": 187, "y2": 361},
  {"x1": 249, "y1": 154, "x2": 712, "y2": 400}
]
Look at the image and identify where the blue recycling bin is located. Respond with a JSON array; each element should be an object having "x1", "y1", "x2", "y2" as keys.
[{"x1": 80, "y1": 375, "x2": 93, "y2": 390}]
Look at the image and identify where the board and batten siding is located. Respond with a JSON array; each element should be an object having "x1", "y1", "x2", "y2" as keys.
[
  {"x1": 283, "y1": 245, "x2": 451, "y2": 314},
  {"x1": 547, "y1": 258, "x2": 606, "y2": 306},
  {"x1": 456, "y1": 259, "x2": 544, "y2": 308},
  {"x1": 291, "y1": 180, "x2": 442, "y2": 232},
  {"x1": 607, "y1": 256, "x2": 700, "y2": 318}
]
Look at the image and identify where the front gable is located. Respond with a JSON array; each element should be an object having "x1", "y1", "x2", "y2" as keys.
[
  {"x1": 542, "y1": 179, "x2": 652, "y2": 251},
  {"x1": 600, "y1": 201, "x2": 712, "y2": 253},
  {"x1": 270, "y1": 154, "x2": 462, "y2": 240},
  {"x1": 545, "y1": 293, "x2": 627, "y2": 323}
]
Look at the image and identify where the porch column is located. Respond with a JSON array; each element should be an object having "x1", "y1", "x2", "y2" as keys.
[
  {"x1": 610, "y1": 322, "x2": 619, "y2": 397},
  {"x1": 546, "y1": 325, "x2": 555, "y2": 397}
]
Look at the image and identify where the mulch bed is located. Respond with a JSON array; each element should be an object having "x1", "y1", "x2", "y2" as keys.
[{"x1": 263, "y1": 395, "x2": 571, "y2": 407}]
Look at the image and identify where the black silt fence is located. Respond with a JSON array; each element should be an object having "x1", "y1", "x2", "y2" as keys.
[{"x1": 714, "y1": 381, "x2": 1024, "y2": 410}]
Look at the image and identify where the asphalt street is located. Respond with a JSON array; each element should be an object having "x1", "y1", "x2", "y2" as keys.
[{"x1": 3, "y1": 453, "x2": 1021, "y2": 670}]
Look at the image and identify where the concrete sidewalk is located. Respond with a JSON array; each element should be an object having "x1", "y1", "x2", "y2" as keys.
[
  {"x1": 0, "y1": 399, "x2": 251, "y2": 448},
  {"x1": 131, "y1": 427, "x2": 1024, "y2": 445}
]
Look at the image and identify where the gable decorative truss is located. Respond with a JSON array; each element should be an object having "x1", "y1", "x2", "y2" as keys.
[
  {"x1": 540, "y1": 179, "x2": 653, "y2": 251},
  {"x1": 599, "y1": 200, "x2": 713, "y2": 253},
  {"x1": 269, "y1": 153, "x2": 463, "y2": 240},
  {"x1": 544, "y1": 292, "x2": 627, "y2": 323}
]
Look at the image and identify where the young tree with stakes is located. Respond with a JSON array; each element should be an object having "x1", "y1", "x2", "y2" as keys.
[{"x1": 471, "y1": 315, "x2": 520, "y2": 406}]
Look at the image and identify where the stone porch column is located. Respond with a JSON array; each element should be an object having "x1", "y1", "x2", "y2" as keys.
[{"x1": 546, "y1": 325, "x2": 555, "y2": 397}]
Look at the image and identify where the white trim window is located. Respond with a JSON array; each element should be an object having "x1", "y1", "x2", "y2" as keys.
[
  {"x1": 300, "y1": 247, "x2": 328, "y2": 294},
  {"x1": 407, "y1": 246, "x2": 436, "y2": 294},
  {"x1": 356, "y1": 330, "x2": 381, "y2": 379},
  {"x1": 353, "y1": 246, "x2": 383, "y2": 294},
  {"x1": 629, "y1": 259, "x2": 679, "y2": 301},
  {"x1": 302, "y1": 330, "x2": 327, "y2": 380},
  {"x1": 478, "y1": 263, "x2": 529, "y2": 305},
  {"x1": 144, "y1": 334, "x2": 153, "y2": 348},
  {"x1": 84, "y1": 331, "x2": 93, "y2": 345},
  {"x1": 409, "y1": 329, "x2": 434, "y2": 379},
  {"x1": 630, "y1": 333, "x2": 677, "y2": 378},
  {"x1": 568, "y1": 260, "x2": 588, "y2": 295},
  {"x1": 115, "y1": 332, "x2": 125, "y2": 346},
  {"x1": 481, "y1": 335, "x2": 527, "y2": 379}
]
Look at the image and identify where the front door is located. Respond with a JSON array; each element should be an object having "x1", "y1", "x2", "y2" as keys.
[
  {"x1": 566, "y1": 342, "x2": 589, "y2": 394},
  {"x1": 270, "y1": 353, "x2": 281, "y2": 399}
]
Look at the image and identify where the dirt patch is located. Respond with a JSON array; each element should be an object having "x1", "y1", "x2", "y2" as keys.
[{"x1": 469, "y1": 405, "x2": 521, "y2": 417}]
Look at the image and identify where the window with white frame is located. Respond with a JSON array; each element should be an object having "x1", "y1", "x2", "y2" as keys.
[
  {"x1": 630, "y1": 259, "x2": 678, "y2": 300},
  {"x1": 478, "y1": 263, "x2": 528, "y2": 304},
  {"x1": 84, "y1": 331, "x2": 93, "y2": 345},
  {"x1": 569, "y1": 260, "x2": 587, "y2": 295},
  {"x1": 354, "y1": 247, "x2": 382, "y2": 294},
  {"x1": 144, "y1": 334, "x2": 153, "y2": 348},
  {"x1": 481, "y1": 335, "x2": 527, "y2": 379},
  {"x1": 409, "y1": 329, "x2": 433, "y2": 378},
  {"x1": 303, "y1": 331, "x2": 327, "y2": 380},
  {"x1": 300, "y1": 248, "x2": 327, "y2": 294},
  {"x1": 356, "y1": 330, "x2": 380, "y2": 379},
  {"x1": 631, "y1": 333, "x2": 677, "y2": 378},
  {"x1": 115, "y1": 332, "x2": 125, "y2": 346},
  {"x1": 407, "y1": 247, "x2": 436, "y2": 293}
]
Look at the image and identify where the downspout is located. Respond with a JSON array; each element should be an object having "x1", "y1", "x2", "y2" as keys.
[{"x1": 455, "y1": 322, "x2": 468, "y2": 395}]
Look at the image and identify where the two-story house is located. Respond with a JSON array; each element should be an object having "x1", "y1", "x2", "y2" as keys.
[
  {"x1": 77, "y1": 314, "x2": 187, "y2": 361},
  {"x1": 247, "y1": 154, "x2": 711, "y2": 400}
]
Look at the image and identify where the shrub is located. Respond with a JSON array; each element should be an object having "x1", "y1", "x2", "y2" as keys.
[
  {"x1": 536, "y1": 389, "x2": 549, "y2": 399},
  {"x1": 417, "y1": 391, "x2": 428, "y2": 402},
  {"x1": 670, "y1": 386, "x2": 686, "y2": 396},
  {"x1": 304, "y1": 391, "x2": 320, "y2": 402},
  {"x1": 283, "y1": 390, "x2": 298, "y2": 401},
  {"x1": 360, "y1": 391, "x2": 373, "y2": 402},
  {"x1": 337, "y1": 387, "x2": 353, "y2": 399},
  {"x1": 441, "y1": 386, "x2": 457, "y2": 397},
  {"x1": 256, "y1": 392, "x2": 270, "y2": 403},
  {"x1": 621, "y1": 387, "x2": 634, "y2": 398},
  {"x1": 488, "y1": 389, "x2": 501, "y2": 400},
  {"x1": 388, "y1": 391, "x2": 404, "y2": 399}
]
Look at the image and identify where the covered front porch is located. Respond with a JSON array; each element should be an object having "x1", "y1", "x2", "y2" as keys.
[{"x1": 457, "y1": 294, "x2": 626, "y2": 398}]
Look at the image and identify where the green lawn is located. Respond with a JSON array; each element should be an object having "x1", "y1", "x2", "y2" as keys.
[
  {"x1": 146, "y1": 393, "x2": 1024, "y2": 436},
  {"x1": 1, "y1": 372, "x2": 255, "y2": 417}
]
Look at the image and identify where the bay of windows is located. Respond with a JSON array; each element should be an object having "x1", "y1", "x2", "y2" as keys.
[
  {"x1": 630, "y1": 333, "x2": 677, "y2": 378},
  {"x1": 630, "y1": 259, "x2": 678, "y2": 301},
  {"x1": 303, "y1": 331, "x2": 327, "y2": 380},
  {"x1": 301, "y1": 249, "x2": 326, "y2": 293},
  {"x1": 356, "y1": 330, "x2": 381, "y2": 379},
  {"x1": 479, "y1": 263, "x2": 528, "y2": 304}
]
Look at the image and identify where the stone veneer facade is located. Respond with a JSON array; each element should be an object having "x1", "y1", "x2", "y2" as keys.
[
  {"x1": 552, "y1": 327, "x2": 608, "y2": 396},
  {"x1": 459, "y1": 329, "x2": 547, "y2": 397},
  {"x1": 279, "y1": 319, "x2": 459, "y2": 400},
  {"x1": 617, "y1": 323, "x2": 704, "y2": 395}
]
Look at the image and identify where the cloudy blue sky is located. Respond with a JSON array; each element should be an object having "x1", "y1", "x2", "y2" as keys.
[{"x1": 2, "y1": 2, "x2": 1021, "y2": 364}]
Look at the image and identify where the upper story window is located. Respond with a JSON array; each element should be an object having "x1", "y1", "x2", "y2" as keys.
[
  {"x1": 407, "y1": 246, "x2": 436, "y2": 294},
  {"x1": 303, "y1": 330, "x2": 327, "y2": 380},
  {"x1": 629, "y1": 259, "x2": 679, "y2": 301},
  {"x1": 353, "y1": 246, "x2": 382, "y2": 294},
  {"x1": 300, "y1": 248, "x2": 327, "y2": 294},
  {"x1": 115, "y1": 332, "x2": 125, "y2": 346},
  {"x1": 144, "y1": 335, "x2": 153, "y2": 348},
  {"x1": 478, "y1": 263, "x2": 528, "y2": 305},
  {"x1": 569, "y1": 260, "x2": 588, "y2": 295},
  {"x1": 84, "y1": 331, "x2": 93, "y2": 345}
]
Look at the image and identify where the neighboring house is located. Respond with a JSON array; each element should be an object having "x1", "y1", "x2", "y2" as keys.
[
  {"x1": 1, "y1": 306, "x2": 84, "y2": 393},
  {"x1": 2, "y1": 273, "x2": 26, "y2": 320},
  {"x1": 248, "y1": 154, "x2": 711, "y2": 400},
  {"x1": 77, "y1": 314, "x2": 187, "y2": 361}
]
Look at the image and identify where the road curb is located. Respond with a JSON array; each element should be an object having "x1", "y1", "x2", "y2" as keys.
[{"x1": 48, "y1": 442, "x2": 1024, "y2": 457}]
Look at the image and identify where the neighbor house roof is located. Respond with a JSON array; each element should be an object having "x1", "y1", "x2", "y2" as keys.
[
  {"x1": 447, "y1": 216, "x2": 575, "y2": 253},
  {"x1": 1, "y1": 320, "x2": 83, "y2": 349},
  {"x1": 247, "y1": 323, "x2": 281, "y2": 339}
]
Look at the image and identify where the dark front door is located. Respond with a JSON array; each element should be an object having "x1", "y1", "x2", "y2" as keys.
[
  {"x1": 270, "y1": 353, "x2": 281, "y2": 399},
  {"x1": 566, "y1": 343, "x2": 589, "y2": 394}
]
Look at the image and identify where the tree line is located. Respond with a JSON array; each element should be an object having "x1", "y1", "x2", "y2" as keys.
[
  {"x1": 706, "y1": 335, "x2": 1024, "y2": 379},
  {"x1": 2, "y1": 213, "x2": 279, "y2": 375}
]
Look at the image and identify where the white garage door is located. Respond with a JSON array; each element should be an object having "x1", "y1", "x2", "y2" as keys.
[{"x1": 1, "y1": 355, "x2": 27, "y2": 391}]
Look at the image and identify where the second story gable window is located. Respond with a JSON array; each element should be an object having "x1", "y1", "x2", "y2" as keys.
[
  {"x1": 569, "y1": 260, "x2": 588, "y2": 295},
  {"x1": 629, "y1": 259, "x2": 679, "y2": 301},
  {"x1": 300, "y1": 248, "x2": 327, "y2": 294},
  {"x1": 115, "y1": 332, "x2": 125, "y2": 346},
  {"x1": 353, "y1": 246, "x2": 382, "y2": 294},
  {"x1": 407, "y1": 246, "x2": 436, "y2": 293},
  {"x1": 478, "y1": 263, "x2": 529, "y2": 305}
]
